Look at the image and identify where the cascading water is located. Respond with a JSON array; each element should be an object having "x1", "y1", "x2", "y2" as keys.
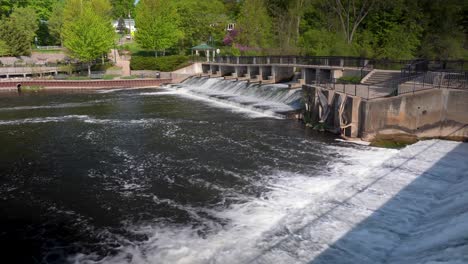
[{"x1": 169, "y1": 77, "x2": 303, "y2": 116}]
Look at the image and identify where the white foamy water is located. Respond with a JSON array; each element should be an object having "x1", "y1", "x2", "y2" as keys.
[
  {"x1": 140, "y1": 77, "x2": 302, "y2": 118},
  {"x1": 141, "y1": 88, "x2": 284, "y2": 119},
  {"x1": 69, "y1": 140, "x2": 468, "y2": 264},
  {"x1": 0, "y1": 115, "x2": 176, "y2": 127}
]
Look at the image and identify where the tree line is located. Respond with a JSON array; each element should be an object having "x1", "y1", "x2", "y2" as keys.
[{"x1": 0, "y1": 0, "x2": 466, "y2": 64}]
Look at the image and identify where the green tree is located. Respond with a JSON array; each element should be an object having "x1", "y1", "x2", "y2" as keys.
[
  {"x1": 26, "y1": 0, "x2": 56, "y2": 20},
  {"x1": 110, "y1": 0, "x2": 134, "y2": 19},
  {"x1": 0, "y1": 39, "x2": 10, "y2": 56},
  {"x1": 135, "y1": 0, "x2": 183, "y2": 57},
  {"x1": 9, "y1": 7, "x2": 39, "y2": 44},
  {"x1": 62, "y1": 0, "x2": 114, "y2": 76},
  {"x1": 174, "y1": 0, "x2": 227, "y2": 49},
  {"x1": 237, "y1": 0, "x2": 272, "y2": 52},
  {"x1": 418, "y1": 0, "x2": 467, "y2": 60},
  {"x1": 0, "y1": 7, "x2": 38, "y2": 55},
  {"x1": 48, "y1": 0, "x2": 65, "y2": 45},
  {"x1": 0, "y1": 19, "x2": 31, "y2": 56}
]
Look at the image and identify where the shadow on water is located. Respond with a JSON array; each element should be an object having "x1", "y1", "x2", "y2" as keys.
[
  {"x1": 247, "y1": 140, "x2": 468, "y2": 264},
  {"x1": 306, "y1": 141, "x2": 468, "y2": 264}
]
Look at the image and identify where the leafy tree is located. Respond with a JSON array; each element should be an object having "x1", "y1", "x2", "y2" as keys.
[
  {"x1": 135, "y1": 0, "x2": 183, "y2": 57},
  {"x1": 359, "y1": 0, "x2": 423, "y2": 59},
  {"x1": 237, "y1": 0, "x2": 272, "y2": 52},
  {"x1": 224, "y1": 0, "x2": 241, "y2": 19},
  {"x1": 174, "y1": 0, "x2": 227, "y2": 49},
  {"x1": 110, "y1": 0, "x2": 134, "y2": 19},
  {"x1": 9, "y1": 7, "x2": 39, "y2": 43},
  {"x1": 62, "y1": 0, "x2": 114, "y2": 76},
  {"x1": 0, "y1": 7, "x2": 38, "y2": 55},
  {"x1": 26, "y1": 0, "x2": 56, "y2": 20},
  {"x1": 325, "y1": 0, "x2": 376, "y2": 44},
  {"x1": 418, "y1": 0, "x2": 467, "y2": 60},
  {"x1": 0, "y1": 19, "x2": 31, "y2": 56},
  {"x1": 48, "y1": 0, "x2": 65, "y2": 45},
  {"x1": 0, "y1": 39, "x2": 10, "y2": 56}
]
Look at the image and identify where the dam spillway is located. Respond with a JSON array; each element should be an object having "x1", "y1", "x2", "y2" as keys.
[
  {"x1": 0, "y1": 86, "x2": 466, "y2": 263},
  {"x1": 170, "y1": 77, "x2": 303, "y2": 117}
]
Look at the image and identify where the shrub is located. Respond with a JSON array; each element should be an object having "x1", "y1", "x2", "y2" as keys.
[
  {"x1": 130, "y1": 55, "x2": 190, "y2": 71},
  {"x1": 337, "y1": 76, "x2": 362, "y2": 84}
]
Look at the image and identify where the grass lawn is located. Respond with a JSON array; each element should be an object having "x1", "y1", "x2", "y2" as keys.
[
  {"x1": 32, "y1": 49, "x2": 64, "y2": 54},
  {"x1": 120, "y1": 75, "x2": 138, "y2": 79}
]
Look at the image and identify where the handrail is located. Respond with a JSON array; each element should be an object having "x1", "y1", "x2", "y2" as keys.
[{"x1": 315, "y1": 70, "x2": 467, "y2": 100}]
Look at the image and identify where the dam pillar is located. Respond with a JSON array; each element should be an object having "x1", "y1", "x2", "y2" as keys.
[
  {"x1": 261, "y1": 66, "x2": 272, "y2": 81},
  {"x1": 304, "y1": 68, "x2": 317, "y2": 84},
  {"x1": 343, "y1": 96, "x2": 361, "y2": 138},
  {"x1": 272, "y1": 66, "x2": 294, "y2": 83},
  {"x1": 248, "y1": 66, "x2": 260, "y2": 80},
  {"x1": 202, "y1": 64, "x2": 211, "y2": 74},
  {"x1": 210, "y1": 65, "x2": 220, "y2": 76},
  {"x1": 235, "y1": 66, "x2": 248, "y2": 78},
  {"x1": 220, "y1": 65, "x2": 235, "y2": 77},
  {"x1": 331, "y1": 69, "x2": 343, "y2": 82}
]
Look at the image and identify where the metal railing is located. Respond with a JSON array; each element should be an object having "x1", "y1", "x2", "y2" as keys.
[
  {"x1": 212, "y1": 56, "x2": 369, "y2": 68},
  {"x1": 315, "y1": 71, "x2": 468, "y2": 100}
]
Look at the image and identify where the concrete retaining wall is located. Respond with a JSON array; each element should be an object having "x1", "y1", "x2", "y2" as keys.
[
  {"x1": 303, "y1": 84, "x2": 468, "y2": 141},
  {"x1": 361, "y1": 89, "x2": 468, "y2": 140},
  {"x1": 0, "y1": 79, "x2": 171, "y2": 89}
]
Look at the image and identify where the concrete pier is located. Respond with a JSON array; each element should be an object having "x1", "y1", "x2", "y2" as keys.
[{"x1": 302, "y1": 84, "x2": 468, "y2": 141}]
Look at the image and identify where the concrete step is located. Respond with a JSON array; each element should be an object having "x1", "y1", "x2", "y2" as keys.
[{"x1": 363, "y1": 71, "x2": 401, "y2": 85}]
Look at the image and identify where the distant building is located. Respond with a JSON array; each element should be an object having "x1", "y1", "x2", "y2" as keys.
[
  {"x1": 227, "y1": 23, "x2": 235, "y2": 31},
  {"x1": 112, "y1": 19, "x2": 136, "y2": 34}
]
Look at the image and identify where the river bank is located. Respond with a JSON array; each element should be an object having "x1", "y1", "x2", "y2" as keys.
[{"x1": 0, "y1": 79, "x2": 172, "y2": 90}]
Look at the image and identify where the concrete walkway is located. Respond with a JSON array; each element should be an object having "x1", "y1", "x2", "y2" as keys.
[{"x1": 109, "y1": 49, "x2": 131, "y2": 76}]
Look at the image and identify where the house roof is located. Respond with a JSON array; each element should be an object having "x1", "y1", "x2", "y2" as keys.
[{"x1": 191, "y1": 43, "x2": 215, "y2": 50}]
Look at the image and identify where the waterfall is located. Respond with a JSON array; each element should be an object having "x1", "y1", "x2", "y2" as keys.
[{"x1": 174, "y1": 77, "x2": 303, "y2": 116}]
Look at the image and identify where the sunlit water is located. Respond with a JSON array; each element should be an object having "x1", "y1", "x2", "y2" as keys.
[{"x1": 0, "y1": 86, "x2": 466, "y2": 264}]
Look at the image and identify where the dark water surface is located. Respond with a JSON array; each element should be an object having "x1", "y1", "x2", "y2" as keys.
[{"x1": 0, "y1": 88, "x2": 358, "y2": 263}]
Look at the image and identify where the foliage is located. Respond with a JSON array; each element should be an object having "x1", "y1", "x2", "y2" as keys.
[
  {"x1": 337, "y1": 76, "x2": 362, "y2": 84},
  {"x1": 48, "y1": 1, "x2": 65, "y2": 45},
  {"x1": 9, "y1": 7, "x2": 39, "y2": 41},
  {"x1": 135, "y1": 0, "x2": 183, "y2": 57},
  {"x1": 0, "y1": 0, "x2": 466, "y2": 60},
  {"x1": 130, "y1": 55, "x2": 190, "y2": 71},
  {"x1": 236, "y1": 0, "x2": 272, "y2": 53},
  {"x1": 62, "y1": 0, "x2": 114, "y2": 76},
  {"x1": 174, "y1": 0, "x2": 227, "y2": 50},
  {"x1": 418, "y1": 0, "x2": 468, "y2": 60},
  {"x1": 0, "y1": 39, "x2": 10, "y2": 56},
  {"x1": 0, "y1": 6, "x2": 40, "y2": 54},
  {"x1": 0, "y1": 13, "x2": 33, "y2": 56},
  {"x1": 110, "y1": 0, "x2": 134, "y2": 19}
]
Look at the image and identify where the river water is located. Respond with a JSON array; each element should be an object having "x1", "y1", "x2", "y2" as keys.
[{"x1": 1, "y1": 84, "x2": 463, "y2": 264}]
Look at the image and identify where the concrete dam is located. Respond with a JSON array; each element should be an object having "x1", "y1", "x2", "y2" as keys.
[{"x1": 200, "y1": 56, "x2": 468, "y2": 141}]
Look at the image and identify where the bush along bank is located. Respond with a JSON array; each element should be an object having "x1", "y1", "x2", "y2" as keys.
[{"x1": 130, "y1": 55, "x2": 190, "y2": 72}]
